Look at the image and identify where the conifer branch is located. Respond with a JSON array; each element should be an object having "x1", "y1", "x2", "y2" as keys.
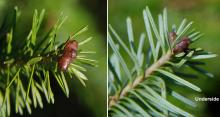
[
  {"x1": 109, "y1": 51, "x2": 172, "y2": 107},
  {"x1": 0, "y1": 7, "x2": 97, "y2": 116},
  {"x1": 108, "y1": 6, "x2": 216, "y2": 117}
]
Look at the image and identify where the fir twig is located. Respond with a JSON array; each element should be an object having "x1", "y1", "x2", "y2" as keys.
[
  {"x1": 108, "y1": 6, "x2": 216, "y2": 117},
  {"x1": 0, "y1": 7, "x2": 96, "y2": 116}
]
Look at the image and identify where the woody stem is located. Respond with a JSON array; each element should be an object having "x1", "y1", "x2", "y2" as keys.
[{"x1": 108, "y1": 50, "x2": 172, "y2": 108}]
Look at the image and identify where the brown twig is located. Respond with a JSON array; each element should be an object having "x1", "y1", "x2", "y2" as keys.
[{"x1": 108, "y1": 51, "x2": 172, "y2": 108}]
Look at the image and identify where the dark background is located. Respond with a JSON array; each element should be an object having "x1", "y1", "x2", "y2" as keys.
[{"x1": 0, "y1": 0, "x2": 107, "y2": 117}]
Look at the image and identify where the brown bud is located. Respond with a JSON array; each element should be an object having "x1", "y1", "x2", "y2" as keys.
[
  {"x1": 58, "y1": 56, "x2": 72, "y2": 71},
  {"x1": 58, "y1": 40, "x2": 78, "y2": 71},
  {"x1": 173, "y1": 37, "x2": 190, "y2": 54},
  {"x1": 64, "y1": 40, "x2": 78, "y2": 53}
]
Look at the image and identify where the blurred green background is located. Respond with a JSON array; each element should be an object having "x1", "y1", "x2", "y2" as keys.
[
  {"x1": 109, "y1": 0, "x2": 220, "y2": 116},
  {"x1": 0, "y1": 0, "x2": 106, "y2": 117}
]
